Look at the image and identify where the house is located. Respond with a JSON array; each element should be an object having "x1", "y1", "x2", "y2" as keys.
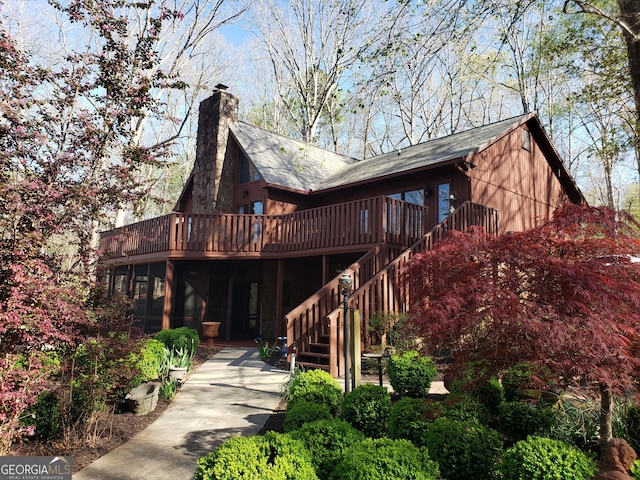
[{"x1": 100, "y1": 86, "x2": 583, "y2": 376}]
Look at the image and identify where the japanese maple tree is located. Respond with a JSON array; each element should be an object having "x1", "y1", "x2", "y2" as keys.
[
  {"x1": 0, "y1": 0, "x2": 186, "y2": 452},
  {"x1": 402, "y1": 203, "x2": 640, "y2": 445}
]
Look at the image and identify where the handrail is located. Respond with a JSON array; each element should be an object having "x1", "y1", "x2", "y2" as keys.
[
  {"x1": 99, "y1": 196, "x2": 428, "y2": 259},
  {"x1": 286, "y1": 201, "x2": 498, "y2": 377}
]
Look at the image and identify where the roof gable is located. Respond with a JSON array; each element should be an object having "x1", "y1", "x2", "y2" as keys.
[{"x1": 230, "y1": 122, "x2": 356, "y2": 193}]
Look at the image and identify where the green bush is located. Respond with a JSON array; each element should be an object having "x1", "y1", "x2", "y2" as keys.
[
  {"x1": 499, "y1": 401, "x2": 555, "y2": 441},
  {"x1": 287, "y1": 369, "x2": 343, "y2": 416},
  {"x1": 441, "y1": 394, "x2": 491, "y2": 426},
  {"x1": 501, "y1": 363, "x2": 555, "y2": 401},
  {"x1": 388, "y1": 397, "x2": 430, "y2": 446},
  {"x1": 284, "y1": 400, "x2": 333, "y2": 433},
  {"x1": 340, "y1": 384, "x2": 391, "y2": 438},
  {"x1": 135, "y1": 338, "x2": 165, "y2": 381},
  {"x1": 425, "y1": 417, "x2": 502, "y2": 480},
  {"x1": 330, "y1": 438, "x2": 439, "y2": 480},
  {"x1": 194, "y1": 431, "x2": 318, "y2": 480},
  {"x1": 289, "y1": 419, "x2": 365, "y2": 480},
  {"x1": 620, "y1": 403, "x2": 640, "y2": 453},
  {"x1": 631, "y1": 459, "x2": 640, "y2": 480},
  {"x1": 387, "y1": 351, "x2": 437, "y2": 398},
  {"x1": 155, "y1": 327, "x2": 200, "y2": 356},
  {"x1": 499, "y1": 436, "x2": 596, "y2": 480},
  {"x1": 22, "y1": 391, "x2": 61, "y2": 440}
]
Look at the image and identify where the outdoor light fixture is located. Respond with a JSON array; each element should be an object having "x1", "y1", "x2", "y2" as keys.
[
  {"x1": 448, "y1": 192, "x2": 457, "y2": 213},
  {"x1": 338, "y1": 272, "x2": 353, "y2": 393}
]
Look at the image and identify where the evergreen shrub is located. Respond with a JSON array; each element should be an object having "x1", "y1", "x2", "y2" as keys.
[
  {"x1": 441, "y1": 393, "x2": 491, "y2": 426},
  {"x1": 387, "y1": 350, "x2": 437, "y2": 398},
  {"x1": 284, "y1": 400, "x2": 333, "y2": 432},
  {"x1": 22, "y1": 391, "x2": 61, "y2": 440},
  {"x1": 340, "y1": 384, "x2": 391, "y2": 438},
  {"x1": 287, "y1": 369, "x2": 343, "y2": 415},
  {"x1": 329, "y1": 438, "x2": 440, "y2": 480},
  {"x1": 499, "y1": 436, "x2": 596, "y2": 480},
  {"x1": 194, "y1": 431, "x2": 317, "y2": 480},
  {"x1": 425, "y1": 417, "x2": 502, "y2": 480},
  {"x1": 289, "y1": 419, "x2": 365, "y2": 480},
  {"x1": 155, "y1": 327, "x2": 200, "y2": 356},
  {"x1": 388, "y1": 397, "x2": 430, "y2": 446},
  {"x1": 499, "y1": 401, "x2": 555, "y2": 441},
  {"x1": 501, "y1": 363, "x2": 555, "y2": 401},
  {"x1": 135, "y1": 338, "x2": 165, "y2": 381}
]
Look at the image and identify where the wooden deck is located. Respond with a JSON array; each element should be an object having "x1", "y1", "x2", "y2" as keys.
[{"x1": 99, "y1": 196, "x2": 429, "y2": 263}]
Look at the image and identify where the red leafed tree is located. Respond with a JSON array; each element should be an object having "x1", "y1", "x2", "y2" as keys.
[{"x1": 402, "y1": 203, "x2": 640, "y2": 445}]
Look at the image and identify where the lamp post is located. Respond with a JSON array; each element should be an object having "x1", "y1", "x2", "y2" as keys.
[{"x1": 338, "y1": 272, "x2": 353, "y2": 393}]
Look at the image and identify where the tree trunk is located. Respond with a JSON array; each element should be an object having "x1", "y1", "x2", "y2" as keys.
[{"x1": 600, "y1": 384, "x2": 614, "y2": 447}]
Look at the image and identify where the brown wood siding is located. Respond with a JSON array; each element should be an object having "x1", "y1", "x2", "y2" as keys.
[{"x1": 469, "y1": 127, "x2": 568, "y2": 233}]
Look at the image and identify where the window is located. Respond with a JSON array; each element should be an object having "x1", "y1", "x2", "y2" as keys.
[
  {"x1": 437, "y1": 183, "x2": 451, "y2": 223},
  {"x1": 522, "y1": 129, "x2": 531, "y2": 152},
  {"x1": 238, "y1": 152, "x2": 260, "y2": 184},
  {"x1": 387, "y1": 189, "x2": 424, "y2": 206}
]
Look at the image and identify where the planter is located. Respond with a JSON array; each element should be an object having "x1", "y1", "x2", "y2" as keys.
[
  {"x1": 202, "y1": 321, "x2": 221, "y2": 348},
  {"x1": 168, "y1": 366, "x2": 188, "y2": 384},
  {"x1": 125, "y1": 382, "x2": 160, "y2": 416}
]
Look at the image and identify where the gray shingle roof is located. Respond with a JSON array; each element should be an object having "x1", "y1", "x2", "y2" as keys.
[
  {"x1": 232, "y1": 113, "x2": 533, "y2": 193},
  {"x1": 230, "y1": 122, "x2": 356, "y2": 192}
]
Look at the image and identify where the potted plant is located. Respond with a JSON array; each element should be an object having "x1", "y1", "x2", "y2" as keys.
[{"x1": 165, "y1": 346, "x2": 193, "y2": 384}]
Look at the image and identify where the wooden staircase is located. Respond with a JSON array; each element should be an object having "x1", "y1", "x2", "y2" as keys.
[{"x1": 285, "y1": 202, "x2": 499, "y2": 377}]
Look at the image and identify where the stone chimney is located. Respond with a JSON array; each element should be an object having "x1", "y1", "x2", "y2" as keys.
[{"x1": 191, "y1": 85, "x2": 239, "y2": 214}]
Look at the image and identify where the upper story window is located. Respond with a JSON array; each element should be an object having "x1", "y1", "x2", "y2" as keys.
[
  {"x1": 522, "y1": 129, "x2": 531, "y2": 152},
  {"x1": 437, "y1": 183, "x2": 451, "y2": 223},
  {"x1": 388, "y1": 189, "x2": 425, "y2": 206},
  {"x1": 238, "y1": 151, "x2": 261, "y2": 184}
]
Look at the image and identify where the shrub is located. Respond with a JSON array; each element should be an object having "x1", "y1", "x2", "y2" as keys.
[
  {"x1": 499, "y1": 401, "x2": 555, "y2": 441},
  {"x1": 499, "y1": 436, "x2": 597, "y2": 480},
  {"x1": 135, "y1": 338, "x2": 165, "y2": 381},
  {"x1": 501, "y1": 363, "x2": 555, "y2": 402},
  {"x1": 289, "y1": 419, "x2": 365, "y2": 480},
  {"x1": 620, "y1": 403, "x2": 640, "y2": 453},
  {"x1": 330, "y1": 438, "x2": 439, "y2": 480},
  {"x1": 194, "y1": 431, "x2": 318, "y2": 480},
  {"x1": 387, "y1": 350, "x2": 437, "y2": 398},
  {"x1": 155, "y1": 327, "x2": 200, "y2": 356},
  {"x1": 287, "y1": 369, "x2": 343, "y2": 416},
  {"x1": 340, "y1": 384, "x2": 391, "y2": 438},
  {"x1": 22, "y1": 390, "x2": 61, "y2": 440},
  {"x1": 388, "y1": 397, "x2": 430, "y2": 446},
  {"x1": 632, "y1": 459, "x2": 640, "y2": 480},
  {"x1": 425, "y1": 417, "x2": 502, "y2": 480},
  {"x1": 441, "y1": 393, "x2": 491, "y2": 426},
  {"x1": 284, "y1": 400, "x2": 333, "y2": 432}
]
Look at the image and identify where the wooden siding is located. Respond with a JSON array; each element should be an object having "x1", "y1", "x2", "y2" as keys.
[
  {"x1": 99, "y1": 196, "x2": 429, "y2": 263},
  {"x1": 469, "y1": 126, "x2": 568, "y2": 233}
]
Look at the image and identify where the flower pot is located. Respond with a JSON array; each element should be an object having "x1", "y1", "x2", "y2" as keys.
[
  {"x1": 125, "y1": 382, "x2": 160, "y2": 415},
  {"x1": 202, "y1": 321, "x2": 221, "y2": 348},
  {"x1": 168, "y1": 366, "x2": 188, "y2": 384}
]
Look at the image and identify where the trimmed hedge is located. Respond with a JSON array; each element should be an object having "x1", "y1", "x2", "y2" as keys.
[
  {"x1": 388, "y1": 397, "x2": 430, "y2": 446},
  {"x1": 287, "y1": 369, "x2": 343, "y2": 416},
  {"x1": 387, "y1": 350, "x2": 437, "y2": 398},
  {"x1": 194, "y1": 431, "x2": 318, "y2": 480},
  {"x1": 425, "y1": 417, "x2": 502, "y2": 480},
  {"x1": 289, "y1": 419, "x2": 365, "y2": 480},
  {"x1": 155, "y1": 327, "x2": 200, "y2": 356},
  {"x1": 499, "y1": 436, "x2": 597, "y2": 480},
  {"x1": 284, "y1": 400, "x2": 333, "y2": 433},
  {"x1": 329, "y1": 438, "x2": 440, "y2": 480},
  {"x1": 499, "y1": 401, "x2": 555, "y2": 441},
  {"x1": 340, "y1": 384, "x2": 391, "y2": 438}
]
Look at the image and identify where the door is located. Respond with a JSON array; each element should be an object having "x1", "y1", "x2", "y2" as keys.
[{"x1": 230, "y1": 280, "x2": 260, "y2": 339}]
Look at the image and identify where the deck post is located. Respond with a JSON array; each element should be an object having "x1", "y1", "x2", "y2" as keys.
[{"x1": 161, "y1": 260, "x2": 174, "y2": 330}]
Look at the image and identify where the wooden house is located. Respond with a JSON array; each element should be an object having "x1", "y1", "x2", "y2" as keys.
[{"x1": 100, "y1": 87, "x2": 583, "y2": 376}]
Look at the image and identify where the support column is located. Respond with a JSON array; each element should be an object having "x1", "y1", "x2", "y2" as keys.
[
  {"x1": 276, "y1": 259, "x2": 284, "y2": 337},
  {"x1": 161, "y1": 260, "x2": 174, "y2": 331}
]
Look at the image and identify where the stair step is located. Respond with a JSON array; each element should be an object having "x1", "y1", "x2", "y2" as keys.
[
  {"x1": 296, "y1": 361, "x2": 330, "y2": 372},
  {"x1": 299, "y1": 352, "x2": 330, "y2": 359}
]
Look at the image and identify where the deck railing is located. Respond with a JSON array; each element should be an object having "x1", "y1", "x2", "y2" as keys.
[
  {"x1": 285, "y1": 202, "x2": 499, "y2": 377},
  {"x1": 99, "y1": 196, "x2": 428, "y2": 260}
]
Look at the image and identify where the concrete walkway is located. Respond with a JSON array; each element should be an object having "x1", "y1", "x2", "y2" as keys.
[{"x1": 73, "y1": 347, "x2": 289, "y2": 480}]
